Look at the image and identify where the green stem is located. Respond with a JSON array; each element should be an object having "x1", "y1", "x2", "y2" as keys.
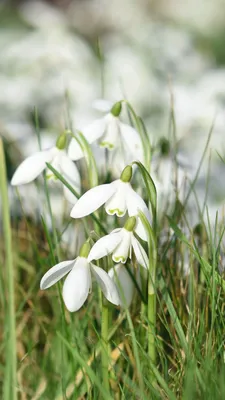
[
  {"x1": 147, "y1": 220, "x2": 157, "y2": 365},
  {"x1": 101, "y1": 299, "x2": 110, "y2": 394},
  {"x1": 0, "y1": 139, "x2": 17, "y2": 400},
  {"x1": 148, "y1": 282, "x2": 156, "y2": 364}
]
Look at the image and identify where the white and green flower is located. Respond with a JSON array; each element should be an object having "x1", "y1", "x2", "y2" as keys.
[
  {"x1": 11, "y1": 133, "x2": 80, "y2": 203},
  {"x1": 70, "y1": 165, "x2": 151, "y2": 241},
  {"x1": 88, "y1": 216, "x2": 149, "y2": 267},
  {"x1": 40, "y1": 242, "x2": 120, "y2": 312},
  {"x1": 68, "y1": 101, "x2": 143, "y2": 163}
]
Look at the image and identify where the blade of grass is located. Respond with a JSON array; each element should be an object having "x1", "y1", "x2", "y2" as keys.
[{"x1": 0, "y1": 138, "x2": 17, "y2": 400}]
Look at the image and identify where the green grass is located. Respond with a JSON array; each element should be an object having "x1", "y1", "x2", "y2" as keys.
[{"x1": 1, "y1": 116, "x2": 225, "y2": 400}]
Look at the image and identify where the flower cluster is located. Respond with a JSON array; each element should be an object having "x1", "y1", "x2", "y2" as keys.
[{"x1": 11, "y1": 101, "x2": 150, "y2": 311}]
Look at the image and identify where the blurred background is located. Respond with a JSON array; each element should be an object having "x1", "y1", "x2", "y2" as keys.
[{"x1": 1, "y1": 0, "x2": 225, "y2": 221}]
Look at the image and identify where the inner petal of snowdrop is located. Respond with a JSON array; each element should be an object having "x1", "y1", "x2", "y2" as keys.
[
  {"x1": 112, "y1": 229, "x2": 132, "y2": 263},
  {"x1": 105, "y1": 180, "x2": 128, "y2": 217},
  {"x1": 100, "y1": 115, "x2": 120, "y2": 149}
]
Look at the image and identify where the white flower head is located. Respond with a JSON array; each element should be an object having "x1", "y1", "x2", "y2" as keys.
[
  {"x1": 70, "y1": 165, "x2": 151, "y2": 241},
  {"x1": 68, "y1": 101, "x2": 144, "y2": 165},
  {"x1": 108, "y1": 263, "x2": 148, "y2": 308},
  {"x1": 11, "y1": 133, "x2": 81, "y2": 203},
  {"x1": 88, "y1": 216, "x2": 149, "y2": 268},
  {"x1": 108, "y1": 264, "x2": 134, "y2": 308},
  {"x1": 40, "y1": 241, "x2": 120, "y2": 312}
]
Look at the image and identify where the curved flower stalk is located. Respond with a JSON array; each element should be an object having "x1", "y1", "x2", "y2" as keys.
[
  {"x1": 88, "y1": 216, "x2": 149, "y2": 268},
  {"x1": 40, "y1": 242, "x2": 120, "y2": 312},
  {"x1": 71, "y1": 165, "x2": 151, "y2": 241},
  {"x1": 11, "y1": 133, "x2": 81, "y2": 203},
  {"x1": 68, "y1": 101, "x2": 144, "y2": 165}
]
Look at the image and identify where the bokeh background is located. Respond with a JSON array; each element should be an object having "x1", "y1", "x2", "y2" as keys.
[{"x1": 1, "y1": 0, "x2": 225, "y2": 221}]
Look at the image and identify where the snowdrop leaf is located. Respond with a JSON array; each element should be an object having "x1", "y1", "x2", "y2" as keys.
[{"x1": 134, "y1": 161, "x2": 157, "y2": 223}]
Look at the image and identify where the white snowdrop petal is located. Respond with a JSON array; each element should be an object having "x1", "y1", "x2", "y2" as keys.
[
  {"x1": 120, "y1": 122, "x2": 144, "y2": 161},
  {"x1": 112, "y1": 229, "x2": 132, "y2": 264},
  {"x1": 108, "y1": 264, "x2": 134, "y2": 307},
  {"x1": 126, "y1": 187, "x2": 151, "y2": 241},
  {"x1": 91, "y1": 264, "x2": 120, "y2": 305},
  {"x1": 131, "y1": 236, "x2": 149, "y2": 269},
  {"x1": 100, "y1": 115, "x2": 120, "y2": 149},
  {"x1": 88, "y1": 230, "x2": 122, "y2": 262},
  {"x1": 60, "y1": 154, "x2": 81, "y2": 191},
  {"x1": 11, "y1": 150, "x2": 53, "y2": 185},
  {"x1": 62, "y1": 257, "x2": 91, "y2": 312},
  {"x1": 40, "y1": 259, "x2": 75, "y2": 289},
  {"x1": 63, "y1": 185, "x2": 78, "y2": 204},
  {"x1": 83, "y1": 118, "x2": 106, "y2": 144},
  {"x1": 105, "y1": 180, "x2": 128, "y2": 217},
  {"x1": 70, "y1": 183, "x2": 116, "y2": 218},
  {"x1": 68, "y1": 138, "x2": 84, "y2": 161}
]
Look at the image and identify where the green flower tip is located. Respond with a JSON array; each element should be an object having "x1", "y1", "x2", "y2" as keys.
[
  {"x1": 124, "y1": 216, "x2": 136, "y2": 232},
  {"x1": 110, "y1": 101, "x2": 122, "y2": 117},
  {"x1": 79, "y1": 241, "x2": 91, "y2": 258},
  {"x1": 120, "y1": 165, "x2": 132, "y2": 182},
  {"x1": 56, "y1": 133, "x2": 67, "y2": 150}
]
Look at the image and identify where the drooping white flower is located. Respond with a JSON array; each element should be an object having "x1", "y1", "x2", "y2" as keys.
[
  {"x1": 108, "y1": 264, "x2": 135, "y2": 307},
  {"x1": 88, "y1": 217, "x2": 149, "y2": 267},
  {"x1": 11, "y1": 133, "x2": 81, "y2": 203},
  {"x1": 40, "y1": 242, "x2": 120, "y2": 312},
  {"x1": 108, "y1": 263, "x2": 148, "y2": 307},
  {"x1": 68, "y1": 101, "x2": 144, "y2": 164},
  {"x1": 70, "y1": 165, "x2": 151, "y2": 241}
]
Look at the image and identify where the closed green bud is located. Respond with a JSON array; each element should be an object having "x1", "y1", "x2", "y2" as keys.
[
  {"x1": 111, "y1": 101, "x2": 122, "y2": 117},
  {"x1": 124, "y1": 216, "x2": 136, "y2": 232},
  {"x1": 79, "y1": 241, "x2": 91, "y2": 258},
  {"x1": 120, "y1": 165, "x2": 132, "y2": 182},
  {"x1": 56, "y1": 133, "x2": 67, "y2": 150}
]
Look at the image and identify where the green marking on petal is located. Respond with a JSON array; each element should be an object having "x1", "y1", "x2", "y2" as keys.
[
  {"x1": 108, "y1": 208, "x2": 125, "y2": 216},
  {"x1": 114, "y1": 256, "x2": 126, "y2": 263},
  {"x1": 46, "y1": 173, "x2": 58, "y2": 181},
  {"x1": 100, "y1": 141, "x2": 115, "y2": 150}
]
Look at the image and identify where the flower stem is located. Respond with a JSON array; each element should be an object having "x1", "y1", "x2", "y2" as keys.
[
  {"x1": 148, "y1": 279, "x2": 156, "y2": 364},
  {"x1": 101, "y1": 298, "x2": 110, "y2": 394},
  {"x1": 0, "y1": 139, "x2": 17, "y2": 399}
]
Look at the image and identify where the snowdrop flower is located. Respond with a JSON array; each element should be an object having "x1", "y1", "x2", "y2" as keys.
[
  {"x1": 40, "y1": 242, "x2": 120, "y2": 312},
  {"x1": 109, "y1": 263, "x2": 148, "y2": 307},
  {"x1": 11, "y1": 133, "x2": 80, "y2": 203},
  {"x1": 88, "y1": 216, "x2": 149, "y2": 267},
  {"x1": 108, "y1": 264, "x2": 135, "y2": 307},
  {"x1": 68, "y1": 101, "x2": 143, "y2": 163},
  {"x1": 70, "y1": 165, "x2": 151, "y2": 241}
]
